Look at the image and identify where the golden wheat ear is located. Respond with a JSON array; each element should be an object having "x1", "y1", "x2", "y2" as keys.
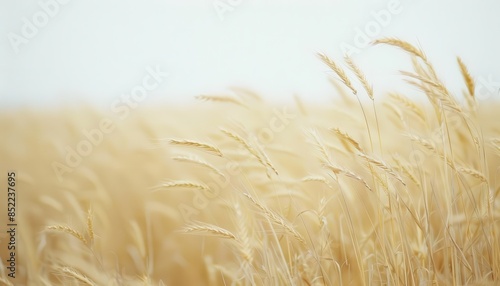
[
  {"x1": 45, "y1": 225, "x2": 88, "y2": 245},
  {"x1": 456, "y1": 56, "x2": 475, "y2": 98},
  {"x1": 243, "y1": 192, "x2": 306, "y2": 245},
  {"x1": 372, "y1": 37, "x2": 427, "y2": 60},
  {"x1": 59, "y1": 267, "x2": 96, "y2": 286},
  {"x1": 344, "y1": 55, "x2": 374, "y2": 99},
  {"x1": 195, "y1": 95, "x2": 246, "y2": 107},
  {"x1": 220, "y1": 128, "x2": 278, "y2": 177},
  {"x1": 86, "y1": 207, "x2": 94, "y2": 243},
  {"x1": 179, "y1": 221, "x2": 236, "y2": 240},
  {"x1": 169, "y1": 139, "x2": 223, "y2": 157},
  {"x1": 317, "y1": 52, "x2": 357, "y2": 95},
  {"x1": 151, "y1": 180, "x2": 210, "y2": 192}
]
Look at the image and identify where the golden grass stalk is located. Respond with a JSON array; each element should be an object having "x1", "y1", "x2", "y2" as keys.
[
  {"x1": 372, "y1": 37, "x2": 427, "y2": 61},
  {"x1": 389, "y1": 93, "x2": 426, "y2": 123},
  {"x1": 344, "y1": 55, "x2": 374, "y2": 99},
  {"x1": 59, "y1": 267, "x2": 96, "y2": 286},
  {"x1": 375, "y1": 38, "x2": 449, "y2": 109},
  {"x1": 457, "y1": 167, "x2": 487, "y2": 183},
  {"x1": 392, "y1": 156, "x2": 421, "y2": 187},
  {"x1": 46, "y1": 225, "x2": 88, "y2": 245},
  {"x1": 172, "y1": 154, "x2": 225, "y2": 178},
  {"x1": 383, "y1": 102, "x2": 406, "y2": 128},
  {"x1": 234, "y1": 202, "x2": 253, "y2": 264},
  {"x1": 87, "y1": 207, "x2": 94, "y2": 243},
  {"x1": 169, "y1": 139, "x2": 223, "y2": 157},
  {"x1": 357, "y1": 152, "x2": 406, "y2": 186},
  {"x1": 406, "y1": 134, "x2": 456, "y2": 168},
  {"x1": 402, "y1": 75, "x2": 462, "y2": 114},
  {"x1": 400, "y1": 70, "x2": 451, "y2": 98},
  {"x1": 406, "y1": 134, "x2": 437, "y2": 153},
  {"x1": 220, "y1": 128, "x2": 278, "y2": 176},
  {"x1": 243, "y1": 192, "x2": 306, "y2": 245},
  {"x1": 306, "y1": 129, "x2": 331, "y2": 164},
  {"x1": 195, "y1": 95, "x2": 245, "y2": 107},
  {"x1": 325, "y1": 163, "x2": 372, "y2": 192},
  {"x1": 318, "y1": 52, "x2": 357, "y2": 95},
  {"x1": 254, "y1": 143, "x2": 279, "y2": 176},
  {"x1": 411, "y1": 55, "x2": 434, "y2": 79},
  {"x1": 328, "y1": 77, "x2": 356, "y2": 107},
  {"x1": 301, "y1": 175, "x2": 330, "y2": 185},
  {"x1": 152, "y1": 180, "x2": 210, "y2": 192},
  {"x1": 180, "y1": 221, "x2": 237, "y2": 240},
  {"x1": 331, "y1": 127, "x2": 363, "y2": 152},
  {"x1": 320, "y1": 53, "x2": 376, "y2": 152},
  {"x1": 457, "y1": 57, "x2": 475, "y2": 98}
]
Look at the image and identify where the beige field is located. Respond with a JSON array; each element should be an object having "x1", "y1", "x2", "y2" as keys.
[{"x1": 1, "y1": 40, "x2": 499, "y2": 285}]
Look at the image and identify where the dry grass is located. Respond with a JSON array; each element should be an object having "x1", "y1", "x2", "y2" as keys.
[
  {"x1": 168, "y1": 139, "x2": 223, "y2": 157},
  {"x1": 344, "y1": 55, "x2": 374, "y2": 99},
  {"x1": 58, "y1": 267, "x2": 96, "y2": 286},
  {"x1": 457, "y1": 57, "x2": 476, "y2": 98},
  {"x1": 180, "y1": 221, "x2": 237, "y2": 240},
  {"x1": 45, "y1": 225, "x2": 88, "y2": 245},
  {"x1": 318, "y1": 52, "x2": 357, "y2": 95},
  {"x1": 195, "y1": 95, "x2": 246, "y2": 107},
  {"x1": 1, "y1": 39, "x2": 500, "y2": 285}
]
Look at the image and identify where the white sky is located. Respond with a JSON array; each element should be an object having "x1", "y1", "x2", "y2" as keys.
[{"x1": 1, "y1": 0, "x2": 499, "y2": 108}]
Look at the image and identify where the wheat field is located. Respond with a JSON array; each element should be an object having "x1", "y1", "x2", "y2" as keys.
[{"x1": 1, "y1": 39, "x2": 499, "y2": 285}]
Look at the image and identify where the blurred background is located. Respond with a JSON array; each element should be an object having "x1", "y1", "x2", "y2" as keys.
[{"x1": 1, "y1": 0, "x2": 499, "y2": 109}]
